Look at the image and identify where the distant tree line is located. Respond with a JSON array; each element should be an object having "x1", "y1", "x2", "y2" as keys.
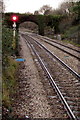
[{"x1": 34, "y1": 0, "x2": 80, "y2": 19}]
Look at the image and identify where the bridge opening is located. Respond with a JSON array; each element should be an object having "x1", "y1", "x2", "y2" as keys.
[{"x1": 19, "y1": 21, "x2": 38, "y2": 34}]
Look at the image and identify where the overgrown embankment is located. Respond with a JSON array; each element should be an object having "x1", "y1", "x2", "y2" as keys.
[
  {"x1": 61, "y1": 25, "x2": 80, "y2": 46},
  {"x1": 2, "y1": 25, "x2": 19, "y2": 117}
]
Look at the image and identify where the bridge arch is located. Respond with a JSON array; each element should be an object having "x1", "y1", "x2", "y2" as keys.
[{"x1": 4, "y1": 13, "x2": 62, "y2": 35}]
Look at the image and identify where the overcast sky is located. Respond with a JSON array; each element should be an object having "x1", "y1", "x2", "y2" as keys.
[{"x1": 4, "y1": 0, "x2": 66, "y2": 13}]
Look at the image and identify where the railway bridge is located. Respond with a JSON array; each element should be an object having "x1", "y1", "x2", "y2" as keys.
[{"x1": 4, "y1": 13, "x2": 62, "y2": 35}]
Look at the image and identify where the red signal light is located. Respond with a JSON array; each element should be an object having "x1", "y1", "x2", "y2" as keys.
[{"x1": 12, "y1": 15, "x2": 18, "y2": 22}]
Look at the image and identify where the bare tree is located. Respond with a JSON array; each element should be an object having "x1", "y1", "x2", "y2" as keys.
[
  {"x1": 25, "y1": 12, "x2": 33, "y2": 15},
  {"x1": 34, "y1": 10, "x2": 40, "y2": 15},
  {"x1": 67, "y1": 0, "x2": 79, "y2": 2},
  {"x1": 39, "y1": 5, "x2": 52, "y2": 15},
  {"x1": 59, "y1": 2, "x2": 72, "y2": 14},
  {"x1": 0, "y1": 0, "x2": 4, "y2": 13}
]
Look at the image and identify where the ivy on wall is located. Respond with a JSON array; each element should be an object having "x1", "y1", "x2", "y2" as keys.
[{"x1": 4, "y1": 13, "x2": 62, "y2": 35}]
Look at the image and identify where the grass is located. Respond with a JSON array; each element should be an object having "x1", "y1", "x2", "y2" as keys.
[
  {"x1": 62, "y1": 39, "x2": 80, "y2": 47},
  {"x1": 2, "y1": 25, "x2": 19, "y2": 109},
  {"x1": 3, "y1": 57, "x2": 18, "y2": 107}
]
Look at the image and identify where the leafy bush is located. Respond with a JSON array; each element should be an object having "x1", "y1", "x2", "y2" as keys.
[
  {"x1": 2, "y1": 25, "x2": 18, "y2": 57},
  {"x1": 62, "y1": 25, "x2": 80, "y2": 45},
  {"x1": 2, "y1": 25, "x2": 19, "y2": 107},
  {"x1": 63, "y1": 25, "x2": 79, "y2": 38}
]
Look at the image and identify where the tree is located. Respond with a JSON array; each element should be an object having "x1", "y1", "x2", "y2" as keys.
[
  {"x1": 72, "y1": 1, "x2": 80, "y2": 21},
  {"x1": 39, "y1": 5, "x2": 52, "y2": 15},
  {"x1": 34, "y1": 10, "x2": 40, "y2": 15},
  {"x1": 59, "y1": 2, "x2": 73, "y2": 15},
  {"x1": 0, "y1": 0, "x2": 5, "y2": 13},
  {"x1": 44, "y1": 9, "x2": 53, "y2": 15},
  {"x1": 25, "y1": 12, "x2": 33, "y2": 15},
  {"x1": 72, "y1": 1, "x2": 80, "y2": 15}
]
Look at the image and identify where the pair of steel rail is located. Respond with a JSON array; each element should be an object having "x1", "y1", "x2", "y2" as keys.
[{"x1": 21, "y1": 33, "x2": 80, "y2": 119}]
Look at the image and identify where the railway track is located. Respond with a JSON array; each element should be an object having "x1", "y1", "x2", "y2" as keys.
[
  {"x1": 20, "y1": 33, "x2": 80, "y2": 119},
  {"x1": 21, "y1": 33, "x2": 80, "y2": 79},
  {"x1": 20, "y1": 31, "x2": 80, "y2": 58},
  {"x1": 31, "y1": 34, "x2": 80, "y2": 61},
  {"x1": 20, "y1": 31, "x2": 79, "y2": 74},
  {"x1": 36, "y1": 35, "x2": 80, "y2": 53}
]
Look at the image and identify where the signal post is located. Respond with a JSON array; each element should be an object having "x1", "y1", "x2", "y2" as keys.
[{"x1": 11, "y1": 15, "x2": 18, "y2": 50}]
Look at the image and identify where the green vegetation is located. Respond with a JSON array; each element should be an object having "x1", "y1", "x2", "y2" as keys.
[
  {"x1": 72, "y1": 1, "x2": 80, "y2": 21},
  {"x1": 2, "y1": 25, "x2": 19, "y2": 108},
  {"x1": 37, "y1": 15, "x2": 45, "y2": 35},
  {"x1": 2, "y1": 25, "x2": 18, "y2": 56},
  {"x1": 3, "y1": 57, "x2": 18, "y2": 106},
  {"x1": 62, "y1": 25, "x2": 79, "y2": 40}
]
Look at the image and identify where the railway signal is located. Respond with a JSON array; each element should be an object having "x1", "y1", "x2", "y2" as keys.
[
  {"x1": 12, "y1": 15, "x2": 18, "y2": 37},
  {"x1": 11, "y1": 15, "x2": 18, "y2": 49},
  {"x1": 12, "y1": 15, "x2": 18, "y2": 22}
]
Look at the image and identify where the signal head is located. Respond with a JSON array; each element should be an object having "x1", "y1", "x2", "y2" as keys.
[{"x1": 11, "y1": 15, "x2": 18, "y2": 22}]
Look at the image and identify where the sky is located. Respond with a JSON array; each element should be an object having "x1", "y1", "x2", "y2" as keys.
[{"x1": 4, "y1": 0, "x2": 66, "y2": 13}]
